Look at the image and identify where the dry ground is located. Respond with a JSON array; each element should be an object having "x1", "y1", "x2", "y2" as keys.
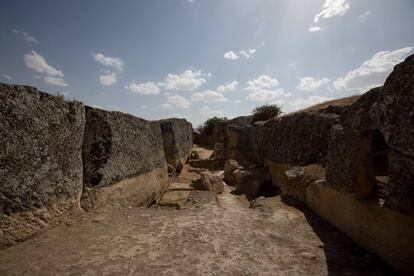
[{"x1": 0, "y1": 164, "x2": 397, "y2": 276}]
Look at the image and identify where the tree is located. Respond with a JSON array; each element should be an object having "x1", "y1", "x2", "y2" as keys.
[
  {"x1": 202, "y1": 116, "x2": 225, "y2": 135},
  {"x1": 251, "y1": 104, "x2": 282, "y2": 122}
]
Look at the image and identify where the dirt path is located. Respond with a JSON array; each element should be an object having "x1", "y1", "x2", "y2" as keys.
[{"x1": 0, "y1": 166, "x2": 396, "y2": 275}]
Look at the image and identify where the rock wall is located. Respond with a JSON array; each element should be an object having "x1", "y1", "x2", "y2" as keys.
[
  {"x1": 160, "y1": 118, "x2": 193, "y2": 171},
  {"x1": 268, "y1": 111, "x2": 340, "y2": 166},
  {"x1": 224, "y1": 121, "x2": 272, "y2": 166},
  {"x1": 0, "y1": 84, "x2": 85, "y2": 248},
  {"x1": 0, "y1": 84, "x2": 194, "y2": 248},
  {"x1": 328, "y1": 54, "x2": 414, "y2": 215},
  {"x1": 306, "y1": 181, "x2": 414, "y2": 275},
  {"x1": 215, "y1": 54, "x2": 414, "y2": 274},
  {"x1": 81, "y1": 107, "x2": 169, "y2": 210}
]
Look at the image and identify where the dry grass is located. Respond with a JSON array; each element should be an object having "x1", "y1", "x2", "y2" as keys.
[{"x1": 294, "y1": 95, "x2": 360, "y2": 114}]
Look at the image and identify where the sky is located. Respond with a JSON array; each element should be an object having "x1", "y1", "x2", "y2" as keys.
[{"x1": 1, "y1": 0, "x2": 413, "y2": 127}]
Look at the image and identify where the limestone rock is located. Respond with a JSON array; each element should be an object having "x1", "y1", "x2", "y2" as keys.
[
  {"x1": 234, "y1": 167, "x2": 271, "y2": 199},
  {"x1": 224, "y1": 159, "x2": 239, "y2": 186},
  {"x1": 284, "y1": 164, "x2": 325, "y2": 202},
  {"x1": 385, "y1": 150, "x2": 414, "y2": 215},
  {"x1": 81, "y1": 107, "x2": 168, "y2": 210},
  {"x1": 374, "y1": 54, "x2": 414, "y2": 158},
  {"x1": 306, "y1": 180, "x2": 414, "y2": 275},
  {"x1": 341, "y1": 87, "x2": 382, "y2": 131},
  {"x1": 224, "y1": 122, "x2": 272, "y2": 166},
  {"x1": 200, "y1": 172, "x2": 224, "y2": 194},
  {"x1": 0, "y1": 84, "x2": 85, "y2": 248},
  {"x1": 160, "y1": 118, "x2": 193, "y2": 171},
  {"x1": 268, "y1": 112, "x2": 340, "y2": 166},
  {"x1": 326, "y1": 125, "x2": 376, "y2": 196}
]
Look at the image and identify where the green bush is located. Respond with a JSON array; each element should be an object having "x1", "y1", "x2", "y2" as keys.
[
  {"x1": 251, "y1": 104, "x2": 282, "y2": 122},
  {"x1": 202, "y1": 116, "x2": 225, "y2": 135}
]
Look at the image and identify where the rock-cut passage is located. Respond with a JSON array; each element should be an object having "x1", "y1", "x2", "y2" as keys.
[{"x1": 0, "y1": 164, "x2": 396, "y2": 276}]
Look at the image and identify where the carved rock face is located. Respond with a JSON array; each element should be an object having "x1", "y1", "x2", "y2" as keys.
[
  {"x1": 0, "y1": 84, "x2": 85, "y2": 248},
  {"x1": 159, "y1": 118, "x2": 193, "y2": 172}
]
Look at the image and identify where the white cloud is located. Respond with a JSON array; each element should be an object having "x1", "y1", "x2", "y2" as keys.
[
  {"x1": 160, "y1": 103, "x2": 173, "y2": 110},
  {"x1": 234, "y1": 100, "x2": 241, "y2": 104},
  {"x1": 191, "y1": 90, "x2": 229, "y2": 102},
  {"x1": 244, "y1": 75, "x2": 291, "y2": 101},
  {"x1": 358, "y1": 11, "x2": 371, "y2": 22},
  {"x1": 92, "y1": 53, "x2": 124, "y2": 71},
  {"x1": 1, "y1": 74, "x2": 12, "y2": 80},
  {"x1": 216, "y1": 81, "x2": 238, "y2": 93},
  {"x1": 309, "y1": 26, "x2": 322, "y2": 32},
  {"x1": 100, "y1": 72, "x2": 117, "y2": 86},
  {"x1": 224, "y1": 51, "x2": 240, "y2": 60},
  {"x1": 314, "y1": 0, "x2": 350, "y2": 23},
  {"x1": 167, "y1": 95, "x2": 191, "y2": 108},
  {"x1": 239, "y1": 48, "x2": 256, "y2": 58},
  {"x1": 22, "y1": 32, "x2": 37, "y2": 43},
  {"x1": 224, "y1": 48, "x2": 257, "y2": 60},
  {"x1": 163, "y1": 70, "x2": 206, "y2": 91},
  {"x1": 333, "y1": 47, "x2": 413, "y2": 93},
  {"x1": 44, "y1": 76, "x2": 68, "y2": 87},
  {"x1": 25, "y1": 51, "x2": 64, "y2": 77},
  {"x1": 297, "y1": 77, "x2": 330, "y2": 91},
  {"x1": 12, "y1": 29, "x2": 37, "y2": 43},
  {"x1": 289, "y1": 95, "x2": 335, "y2": 111},
  {"x1": 125, "y1": 81, "x2": 160, "y2": 94},
  {"x1": 24, "y1": 51, "x2": 67, "y2": 86}
]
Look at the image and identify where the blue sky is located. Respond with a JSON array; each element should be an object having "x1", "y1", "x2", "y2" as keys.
[{"x1": 1, "y1": 0, "x2": 413, "y2": 126}]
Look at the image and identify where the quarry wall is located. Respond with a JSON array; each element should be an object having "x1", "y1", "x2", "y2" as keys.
[
  {"x1": 204, "y1": 54, "x2": 414, "y2": 274},
  {"x1": 0, "y1": 84, "x2": 193, "y2": 248},
  {"x1": 160, "y1": 118, "x2": 193, "y2": 172}
]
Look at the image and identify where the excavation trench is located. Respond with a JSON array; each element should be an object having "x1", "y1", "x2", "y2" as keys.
[{"x1": 0, "y1": 145, "x2": 397, "y2": 276}]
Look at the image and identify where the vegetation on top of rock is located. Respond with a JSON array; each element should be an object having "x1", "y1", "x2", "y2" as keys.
[
  {"x1": 200, "y1": 116, "x2": 227, "y2": 134},
  {"x1": 251, "y1": 104, "x2": 282, "y2": 122}
]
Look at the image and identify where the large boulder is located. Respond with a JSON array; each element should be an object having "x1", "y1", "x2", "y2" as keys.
[
  {"x1": 306, "y1": 180, "x2": 414, "y2": 275},
  {"x1": 234, "y1": 167, "x2": 272, "y2": 199},
  {"x1": 326, "y1": 125, "x2": 376, "y2": 197},
  {"x1": 200, "y1": 172, "x2": 224, "y2": 194},
  {"x1": 268, "y1": 111, "x2": 340, "y2": 166},
  {"x1": 283, "y1": 164, "x2": 325, "y2": 202},
  {"x1": 341, "y1": 87, "x2": 382, "y2": 131},
  {"x1": 224, "y1": 121, "x2": 272, "y2": 166},
  {"x1": 0, "y1": 84, "x2": 85, "y2": 248},
  {"x1": 386, "y1": 150, "x2": 414, "y2": 215},
  {"x1": 373, "y1": 54, "x2": 414, "y2": 158},
  {"x1": 160, "y1": 118, "x2": 193, "y2": 171},
  {"x1": 224, "y1": 159, "x2": 239, "y2": 186},
  {"x1": 338, "y1": 54, "x2": 414, "y2": 214},
  {"x1": 81, "y1": 107, "x2": 168, "y2": 210}
]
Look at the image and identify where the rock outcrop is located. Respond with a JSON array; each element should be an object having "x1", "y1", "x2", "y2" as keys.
[
  {"x1": 160, "y1": 118, "x2": 193, "y2": 172},
  {"x1": 224, "y1": 121, "x2": 272, "y2": 166},
  {"x1": 326, "y1": 125, "x2": 376, "y2": 197},
  {"x1": 331, "y1": 54, "x2": 414, "y2": 215},
  {"x1": 306, "y1": 180, "x2": 414, "y2": 276},
  {"x1": 0, "y1": 84, "x2": 85, "y2": 248},
  {"x1": 81, "y1": 107, "x2": 168, "y2": 210},
  {"x1": 283, "y1": 164, "x2": 325, "y2": 202},
  {"x1": 268, "y1": 112, "x2": 340, "y2": 166},
  {"x1": 224, "y1": 159, "x2": 239, "y2": 186}
]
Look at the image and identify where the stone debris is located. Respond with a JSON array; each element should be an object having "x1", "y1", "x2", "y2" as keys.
[
  {"x1": 200, "y1": 172, "x2": 224, "y2": 194},
  {"x1": 158, "y1": 190, "x2": 192, "y2": 209}
]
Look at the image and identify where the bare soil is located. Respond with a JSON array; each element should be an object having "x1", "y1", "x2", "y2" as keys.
[{"x1": 0, "y1": 164, "x2": 397, "y2": 275}]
